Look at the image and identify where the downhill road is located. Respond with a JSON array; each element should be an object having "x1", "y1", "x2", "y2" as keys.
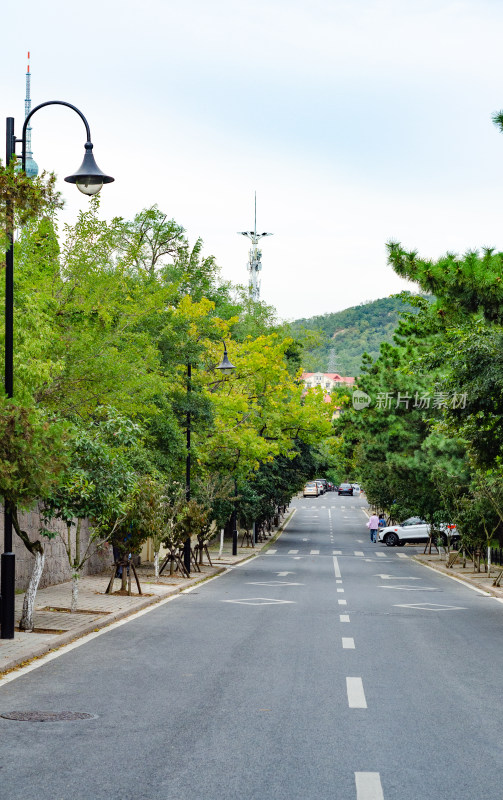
[{"x1": 0, "y1": 492, "x2": 502, "y2": 800}]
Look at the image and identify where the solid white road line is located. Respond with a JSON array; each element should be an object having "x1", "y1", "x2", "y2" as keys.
[
  {"x1": 346, "y1": 677, "x2": 367, "y2": 708},
  {"x1": 355, "y1": 772, "x2": 384, "y2": 800},
  {"x1": 342, "y1": 637, "x2": 355, "y2": 649},
  {"x1": 333, "y1": 556, "x2": 341, "y2": 578},
  {"x1": 340, "y1": 614, "x2": 350, "y2": 622},
  {"x1": 338, "y1": 599, "x2": 347, "y2": 605}
]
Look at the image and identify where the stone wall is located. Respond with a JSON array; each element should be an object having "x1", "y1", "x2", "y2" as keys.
[{"x1": 0, "y1": 507, "x2": 114, "y2": 591}]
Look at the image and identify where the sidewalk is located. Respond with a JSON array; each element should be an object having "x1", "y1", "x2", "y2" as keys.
[
  {"x1": 0, "y1": 511, "x2": 292, "y2": 676},
  {"x1": 412, "y1": 550, "x2": 503, "y2": 601}
]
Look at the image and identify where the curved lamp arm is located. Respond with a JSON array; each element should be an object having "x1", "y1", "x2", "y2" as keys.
[{"x1": 19, "y1": 100, "x2": 113, "y2": 195}]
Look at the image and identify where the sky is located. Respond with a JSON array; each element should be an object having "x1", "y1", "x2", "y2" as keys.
[{"x1": 2, "y1": 0, "x2": 503, "y2": 321}]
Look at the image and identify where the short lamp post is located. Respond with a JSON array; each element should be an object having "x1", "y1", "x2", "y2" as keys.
[
  {"x1": 215, "y1": 342, "x2": 237, "y2": 554},
  {"x1": 0, "y1": 101, "x2": 113, "y2": 640}
]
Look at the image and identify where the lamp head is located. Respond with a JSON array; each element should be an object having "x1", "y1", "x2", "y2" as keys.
[
  {"x1": 216, "y1": 343, "x2": 235, "y2": 375},
  {"x1": 64, "y1": 142, "x2": 114, "y2": 196}
]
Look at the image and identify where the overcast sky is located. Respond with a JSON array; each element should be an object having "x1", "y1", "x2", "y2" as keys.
[{"x1": 2, "y1": 0, "x2": 503, "y2": 321}]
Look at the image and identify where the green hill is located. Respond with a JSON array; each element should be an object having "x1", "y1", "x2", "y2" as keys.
[{"x1": 291, "y1": 294, "x2": 426, "y2": 377}]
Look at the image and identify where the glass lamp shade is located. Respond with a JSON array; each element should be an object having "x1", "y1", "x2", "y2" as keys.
[
  {"x1": 65, "y1": 142, "x2": 114, "y2": 196},
  {"x1": 76, "y1": 178, "x2": 104, "y2": 196}
]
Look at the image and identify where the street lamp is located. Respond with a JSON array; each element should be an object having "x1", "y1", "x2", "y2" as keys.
[
  {"x1": 215, "y1": 342, "x2": 238, "y2": 554},
  {"x1": 0, "y1": 101, "x2": 114, "y2": 640}
]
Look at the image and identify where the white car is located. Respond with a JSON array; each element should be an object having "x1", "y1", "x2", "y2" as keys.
[
  {"x1": 351, "y1": 483, "x2": 361, "y2": 495},
  {"x1": 378, "y1": 517, "x2": 458, "y2": 547}
]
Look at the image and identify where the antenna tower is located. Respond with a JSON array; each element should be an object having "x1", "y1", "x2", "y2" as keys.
[
  {"x1": 23, "y1": 52, "x2": 38, "y2": 178},
  {"x1": 238, "y1": 193, "x2": 273, "y2": 301}
]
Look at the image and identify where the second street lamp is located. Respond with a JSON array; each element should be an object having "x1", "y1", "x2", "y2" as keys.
[
  {"x1": 0, "y1": 101, "x2": 113, "y2": 640},
  {"x1": 215, "y1": 342, "x2": 237, "y2": 554}
]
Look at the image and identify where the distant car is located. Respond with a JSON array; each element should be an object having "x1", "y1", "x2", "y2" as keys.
[
  {"x1": 314, "y1": 478, "x2": 328, "y2": 493},
  {"x1": 303, "y1": 482, "x2": 320, "y2": 497},
  {"x1": 315, "y1": 480, "x2": 325, "y2": 495},
  {"x1": 338, "y1": 483, "x2": 354, "y2": 496},
  {"x1": 378, "y1": 517, "x2": 458, "y2": 547}
]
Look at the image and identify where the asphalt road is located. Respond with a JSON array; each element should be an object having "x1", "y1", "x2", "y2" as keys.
[{"x1": 1, "y1": 492, "x2": 502, "y2": 800}]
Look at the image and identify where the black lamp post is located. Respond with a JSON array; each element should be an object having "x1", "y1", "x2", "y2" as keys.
[
  {"x1": 0, "y1": 101, "x2": 113, "y2": 640},
  {"x1": 184, "y1": 361, "x2": 192, "y2": 574},
  {"x1": 215, "y1": 342, "x2": 237, "y2": 554}
]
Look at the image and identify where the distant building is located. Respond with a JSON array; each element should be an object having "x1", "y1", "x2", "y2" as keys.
[{"x1": 301, "y1": 372, "x2": 355, "y2": 393}]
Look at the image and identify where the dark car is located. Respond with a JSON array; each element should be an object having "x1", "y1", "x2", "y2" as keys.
[{"x1": 338, "y1": 483, "x2": 354, "y2": 496}]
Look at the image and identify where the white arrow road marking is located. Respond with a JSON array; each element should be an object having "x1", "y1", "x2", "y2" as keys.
[
  {"x1": 355, "y1": 772, "x2": 384, "y2": 800},
  {"x1": 276, "y1": 572, "x2": 294, "y2": 576},
  {"x1": 374, "y1": 575, "x2": 421, "y2": 580},
  {"x1": 246, "y1": 581, "x2": 304, "y2": 586},
  {"x1": 342, "y1": 637, "x2": 355, "y2": 649},
  {"x1": 224, "y1": 598, "x2": 296, "y2": 606},
  {"x1": 347, "y1": 677, "x2": 367, "y2": 708},
  {"x1": 379, "y1": 585, "x2": 439, "y2": 591},
  {"x1": 394, "y1": 603, "x2": 467, "y2": 611},
  {"x1": 333, "y1": 556, "x2": 341, "y2": 578}
]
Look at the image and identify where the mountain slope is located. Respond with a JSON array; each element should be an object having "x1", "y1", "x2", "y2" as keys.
[{"x1": 291, "y1": 293, "x2": 426, "y2": 376}]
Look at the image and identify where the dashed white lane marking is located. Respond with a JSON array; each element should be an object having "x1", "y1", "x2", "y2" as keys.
[
  {"x1": 346, "y1": 677, "x2": 367, "y2": 708},
  {"x1": 266, "y1": 549, "x2": 277, "y2": 554},
  {"x1": 338, "y1": 599, "x2": 347, "y2": 605},
  {"x1": 356, "y1": 539, "x2": 364, "y2": 543},
  {"x1": 337, "y1": 588, "x2": 345, "y2": 593},
  {"x1": 355, "y1": 772, "x2": 384, "y2": 800},
  {"x1": 288, "y1": 549, "x2": 299, "y2": 554},
  {"x1": 354, "y1": 551, "x2": 364, "y2": 556},
  {"x1": 340, "y1": 614, "x2": 350, "y2": 622},
  {"x1": 342, "y1": 637, "x2": 355, "y2": 649},
  {"x1": 336, "y1": 579, "x2": 342, "y2": 584},
  {"x1": 333, "y1": 556, "x2": 341, "y2": 578},
  {"x1": 376, "y1": 552, "x2": 386, "y2": 557},
  {"x1": 333, "y1": 550, "x2": 342, "y2": 555},
  {"x1": 397, "y1": 553, "x2": 408, "y2": 558},
  {"x1": 310, "y1": 549, "x2": 320, "y2": 554}
]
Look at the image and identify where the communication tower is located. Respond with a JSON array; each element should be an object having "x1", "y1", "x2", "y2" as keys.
[
  {"x1": 238, "y1": 193, "x2": 272, "y2": 301},
  {"x1": 24, "y1": 51, "x2": 38, "y2": 178}
]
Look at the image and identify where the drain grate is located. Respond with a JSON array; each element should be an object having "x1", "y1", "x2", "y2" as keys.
[{"x1": 1, "y1": 711, "x2": 95, "y2": 722}]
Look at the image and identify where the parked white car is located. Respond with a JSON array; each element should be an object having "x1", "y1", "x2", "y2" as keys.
[{"x1": 378, "y1": 517, "x2": 458, "y2": 547}]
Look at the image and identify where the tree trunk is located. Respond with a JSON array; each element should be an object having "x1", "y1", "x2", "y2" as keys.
[
  {"x1": 154, "y1": 550, "x2": 159, "y2": 580},
  {"x1": 19, "y1": 550, "x2": 45, "y2": 631},
  {"x1": 71, "y1": 574, "x2": 79, "y2": 612}
]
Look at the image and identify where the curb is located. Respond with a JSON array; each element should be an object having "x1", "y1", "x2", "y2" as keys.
[{"x1": 412, "y1": 555, "x2": 503, "y2": 599}]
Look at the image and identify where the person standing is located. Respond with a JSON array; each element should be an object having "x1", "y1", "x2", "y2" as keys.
[{"x1": 366, "y1": 513, "x2": 379, "y2": 543}]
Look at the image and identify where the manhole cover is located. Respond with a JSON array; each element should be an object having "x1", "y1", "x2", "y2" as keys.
[{"x1": 0, "y1": 711, "x2": 95, "y2": 722}]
